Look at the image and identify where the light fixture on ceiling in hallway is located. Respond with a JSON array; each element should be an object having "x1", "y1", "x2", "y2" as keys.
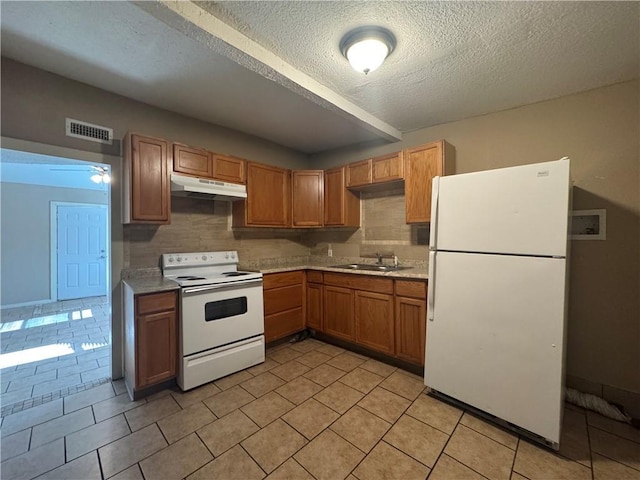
[
  {"x1": 90, "y1": 166, "x2": 110, "y2": 184},
  {"x1": 340, "y1": 26, "x2": 396, "y2": 75}
]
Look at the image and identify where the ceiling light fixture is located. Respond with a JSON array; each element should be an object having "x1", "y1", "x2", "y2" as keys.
[
  {"x1": 90, "y1": 166, "x2": 110, "y2": 184},
  {"x1": 340, "y1": 26, "x2": 396, "y2": 75}
]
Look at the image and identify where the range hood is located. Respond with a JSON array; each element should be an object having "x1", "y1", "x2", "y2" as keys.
[{"x1": 170, "y1": 173, "x2": 247, "y2": 201}]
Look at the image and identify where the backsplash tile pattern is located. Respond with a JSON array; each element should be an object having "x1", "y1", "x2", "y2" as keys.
[{"x1": 124, "y1": 189, "x2": 430, "y2": 269}]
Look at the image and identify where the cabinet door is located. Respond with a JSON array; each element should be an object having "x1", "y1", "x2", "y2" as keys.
[
  {"x1": 324, "y1": 167, "x2": 360, "y2": 227},
  {"x1": 405, "y1": 141, "x2": 444, "y2": 223},
  {"x1": 306, "y1": 283, "x2": 323, "y2": 331},
  {"x1": 212, "y1": 153, "x2": 246, "y2": 184},
  {"x1": 324, "y1": 286, "x2": 354, "y2": 341},
  {"x1": 355, "y1": 291, "x2": 394, "y2": 355},
  {"x1": 346, "y1": 159, "x2": 372, "y2": 187},
  {"x1": 372, "y1": 152, "x2": 404, "y2": 183},
  {"x1": 395, "y1": 296, "x2": 426, "y2": 365},
  {"x1": 129, "y1": 134, "x2": 170, "y2": 224},
  {"x1": 173, "y1": 143, "x2": 213, "y2": 178},
  {"x1": 137, "y1": 309, "x2": 176, "y2": 388},
  {"x1": 245, "y1": 162, "x2": 290, "y2": 226},
  {"x1": 292, "y1": 170, "x2": 324, "y2": 227}
]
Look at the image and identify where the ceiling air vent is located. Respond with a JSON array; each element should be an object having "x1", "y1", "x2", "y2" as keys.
[{"x1": 65, "y1": 118, "x2": 113, "y2": 145}]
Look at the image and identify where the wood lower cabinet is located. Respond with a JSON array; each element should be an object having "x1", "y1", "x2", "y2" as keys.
[
  {"x1": 395, "y1": 280, "x2": 427, "y2": 365},
  {"x1": 233, "y1": 162, "x2": 290, "y2": 227},
  {"x1": 123, "y1": 287, "x2": 178, "y2": 399},
  {"x1": 263, "y1": 271, "x2": 304, "y2": 342},
  {"x1": 355, "y1": 290, "x2": 394, "y2": 355},
  {"x1": 292, "y1": 170, "x2": 323, "y2": 227},
  {"x1": 310, "y1": 272, "x2": 427, "y2": 366},
  {"x1": 306, "y1": 270, "x2": 323, "y2": 331},
  {"x1": 324, "y1": 167, "x2": 360, "y2": 227},
  {"x1": 324, "y1": 285, "x2": 354, "y2": 341},
  {"x1": 123, "y1": 133, "x2": 170, "y2": 224},
  {"x1": 173, "y1": 143, "x2": 213, "y2": 178},
  {"x1": 405, "y1": 140, "x2": 453, "y2": 223}
]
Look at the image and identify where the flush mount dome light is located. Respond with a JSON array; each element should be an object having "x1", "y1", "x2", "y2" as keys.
[{"x1": 340, "y1": 26, "x2": 396, "y2": 74}]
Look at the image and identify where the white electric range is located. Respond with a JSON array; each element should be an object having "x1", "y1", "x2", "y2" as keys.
[{"x1": 162, "y1": 251, "x2": 265, "y2": 391}]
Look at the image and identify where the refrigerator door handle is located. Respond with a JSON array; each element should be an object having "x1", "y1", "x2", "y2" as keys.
[
  {"x1": 427, "y1": 251, "x2": 436, "y2": 321},
  {"x1": 429, "y1": 176, "x2": 440, "y2": 248}
]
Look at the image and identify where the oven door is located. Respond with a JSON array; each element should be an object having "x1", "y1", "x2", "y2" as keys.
[{"x1": 180, "y1": 279, "x2": 264, "y2": 356}]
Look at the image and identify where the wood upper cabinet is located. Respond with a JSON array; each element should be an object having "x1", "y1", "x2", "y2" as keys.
[
  {"x1": 346, "y1": 159, "x2": 372, "y2": 187},
  {"x1": 395, "y1": 280, "x2": 427, "y2": 366},
  {"x1": 372, "y1": 152, "x2": 404, "y2": 183},
  {"x1": 123, "y1": 288, "x2": 178, "y2": 399},
  {"x1": 324, "y1": 166, "x2": 360, "y2": 227},
  {"x1": 292, "y1": 170, "x2": 324, "y2": 227},
  {"x1": 233, "y1": 161, "x2": 290, "y2": 227},
  {"x1": 212, "y1": 153, "x2": 246, "y2": 184},
  {"x1": 355, "y1": 290, "x2": 394, "y2": 355},
  {"x1": 172, "y1": 143, "x2": 213, "y2": 178},
  {"x1": 405, "y1": 140, "x2": 453, "y2": 223},
  {"x1": 346, "y1": 151, "x2": 404, "y2": 189},
  {"x1": 263, "y1": 271, "x2": 305, "y2": 343},
  {"x1": 123, "y1": 133, "x2": 170, "y2": 224}
]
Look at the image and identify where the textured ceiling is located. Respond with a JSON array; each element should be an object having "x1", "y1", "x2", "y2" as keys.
[{"x1": 1, "y1": 1, "x2": 638, "y2": 154}]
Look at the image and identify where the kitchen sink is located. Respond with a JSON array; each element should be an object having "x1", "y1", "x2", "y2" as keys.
[{"x1": 330, "y1": 264, "x2": 413, "y2": 272}]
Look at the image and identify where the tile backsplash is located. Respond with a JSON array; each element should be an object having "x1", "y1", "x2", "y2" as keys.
[{"x1": 124, "y1": 189, "x2": 429, "y2": 268}]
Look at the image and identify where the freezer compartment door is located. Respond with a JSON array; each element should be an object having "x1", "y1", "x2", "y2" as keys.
[
  {"x1": 432, "y1": 158, "x2": 570, "y2": 257},
  {"x1": 425, "y1": 252, "x2": 567, "y2": 444}
]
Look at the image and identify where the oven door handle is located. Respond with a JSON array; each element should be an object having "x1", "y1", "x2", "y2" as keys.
[{"x1": 182, "y1": 279, "x2": 263, "y2": 295}]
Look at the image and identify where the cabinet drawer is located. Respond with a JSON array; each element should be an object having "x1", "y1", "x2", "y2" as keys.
[
  {"x1": 395, "y1": 280, "x2": 427, "y2": 299},
  {"x1": 265, "y1": 308, "x2": 304, "y2": 343},
  {"x1": 136, "y1": 291, "x2": 177, "y2": 315},
  {"x1": 323, "y1": 273, "x2": 393, "y2": 295},
  {"x1": 264, "y1": 284, "x2": 303, "y2": 315},
  {"x1": 306, "y1": 270, "x2": 323, "y2": 283},
  {"x1": 263, "y1": 271, "x2": 303, "y2": 290}
]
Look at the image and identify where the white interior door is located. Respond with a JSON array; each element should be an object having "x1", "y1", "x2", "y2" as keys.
[
  {"x1": 425, "y1": 251, "x2": 567, "y2": 444},
  {"x1": 57, "y1": 204, "x2": 108, "y2": 300}
]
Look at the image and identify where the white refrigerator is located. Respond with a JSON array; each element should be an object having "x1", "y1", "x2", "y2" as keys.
[{"x1": 424, "y1": 158, "x2": 571, "y2": 449}]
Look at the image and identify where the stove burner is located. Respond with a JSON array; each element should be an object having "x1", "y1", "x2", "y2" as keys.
[
  {"x1": 222, "y1": 272, "x2": 250, "y2": 277},
  {"x1": 176, "y1": 276, "x2": 207, "y2": 280}
]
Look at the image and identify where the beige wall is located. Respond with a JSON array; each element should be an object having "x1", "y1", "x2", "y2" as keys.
[
  {"x1": 0, "y1": 58, "x2": 308, "y2": 170},
  {"x1": 312, "y1": 80, "x2": 640, "y2": 395}
]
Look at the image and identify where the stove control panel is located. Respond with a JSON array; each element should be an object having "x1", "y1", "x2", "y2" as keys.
[{"x1": 162, "y1": 251, "x2": 238, "y2": 269}]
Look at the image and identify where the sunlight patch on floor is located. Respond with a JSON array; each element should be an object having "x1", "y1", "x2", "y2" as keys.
[
  {"x1": 0, "y1": 309, "x2": 93, "y2": 332},
  {"x1": 0, "y1": 343, "x2": 75, "y2": 368}
]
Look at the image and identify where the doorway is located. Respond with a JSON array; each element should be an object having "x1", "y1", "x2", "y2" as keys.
[
  {"x1": 53, "y1": 203, "x2": 108, "y2": 300},
  {"x1": 0, "y1": 146, "x2": 116, "y2": 415}
]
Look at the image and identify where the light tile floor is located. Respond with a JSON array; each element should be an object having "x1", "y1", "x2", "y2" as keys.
[
  {"x1": 0, "y1": 297, "x2": 111, "y2": 415},
  {"x1": 1, "y1": 338, "x2": 639, "y2": 479}
]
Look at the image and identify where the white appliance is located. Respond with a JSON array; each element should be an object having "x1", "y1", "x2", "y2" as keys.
[
  {"x1": 170, "y1": 173, "x2": 247, "y2": 201},
  {"x1": 162, "y1": 251, "x2": 265, "y2": 391},
  {"x1": 424, "y1": 158, "x2": 571, "y2": 450}
]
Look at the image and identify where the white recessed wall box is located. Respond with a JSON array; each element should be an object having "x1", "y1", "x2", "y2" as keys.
[{"x1": 570, "y1": 209, "x2": 606, "y2": 240}]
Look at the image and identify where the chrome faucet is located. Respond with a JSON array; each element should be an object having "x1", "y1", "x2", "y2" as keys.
[{"x1": 374, "y1": 252, "x2": 398, "y2": 266}]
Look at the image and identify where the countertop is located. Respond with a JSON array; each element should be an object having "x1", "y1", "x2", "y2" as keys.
[
  {"x1": 241, "y1": 256, "x2": 428, "y2": 280},
  {"x1": 121, "y1": 256, "x2": 428, "y2": 296},
  {"x1": 122, "y1": 277, "x2": 180, "y2": 295}
]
